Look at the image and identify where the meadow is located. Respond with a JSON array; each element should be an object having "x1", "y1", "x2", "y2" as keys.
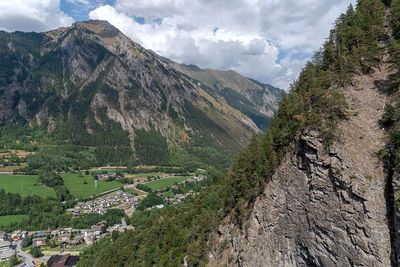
[
  {"x1": 144, "y1": 176, "x2": 190, "y2": 191},
  {"x1": 0, "y1": 215, "x2": 28, "y2": 226},
  {"x1": 0, "y1": 174, "x2": 56, "y2": 197},
  {"x1": 62, "y1": 173, "x2": 122, "y2": 198}
]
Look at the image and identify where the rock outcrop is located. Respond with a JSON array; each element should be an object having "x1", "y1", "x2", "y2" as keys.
[{"x1": 208, "y1": 60, "x2": 394, "y2": 266}]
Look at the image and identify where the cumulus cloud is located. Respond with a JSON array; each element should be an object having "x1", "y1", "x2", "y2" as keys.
[
  {"x1": 0, "y1": 0, "x2": 355, "y2": 89},
  {"x1": 0, "y1": 0, "x2": 74, "y2": 32},
  {"x1": 89, "y1": 0, "x2": 355, "y2": 89}
]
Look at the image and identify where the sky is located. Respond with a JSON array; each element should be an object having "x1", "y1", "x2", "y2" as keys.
[{"x1": 0, "y1": 0, "x2": 355, "y2": 89}]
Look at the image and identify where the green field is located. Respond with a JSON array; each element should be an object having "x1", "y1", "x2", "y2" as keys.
[
  {"x1": 129, "y1": 172, "x2": 163, "y2": 178},
  {"x1": 144, "y1": 176, "x2": 190, "y2": 191},
  {"x1": 0, "y1": 174, "x2": 56, "y2": 197},
  {"x1": 0, "y1": 215, "x2": 28, "y2": 226},
  {"x1": 62, "y1": 174, "x2": 122, "y2": 198}
]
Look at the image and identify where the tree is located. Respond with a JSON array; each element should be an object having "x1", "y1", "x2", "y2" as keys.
[
  {"x1": 8, "y1": 254, "x2": 19, "y2": 266},
  {"x1": 21, "y1": 235, "x2": 32, "y2": 248},
  {"x1": 112, "y1": 230, "x2": 119, "y2": 241},
  {"x1": 30, "y1": 246, "x2": 43, "y2": 258}
]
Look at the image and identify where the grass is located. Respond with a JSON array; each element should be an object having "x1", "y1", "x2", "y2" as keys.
[
  {"x1": 128, "y1": 172, "x2": 163, "y2": 179},
  {"x1": 144, "y1": 176, "x2": 190, "y2": 191},
  {"x1": 124, "y1": 188, "x2": 139, "y2": 195},
  {"x1": 0, "y1": 215, "x2": 28, "y2": 226},
  {"x1": 62, "y1": 174, "x2": 122, "y2": 198},
  {"x1": 0, "y1": 174, "x2": 56, "y2": 197}
]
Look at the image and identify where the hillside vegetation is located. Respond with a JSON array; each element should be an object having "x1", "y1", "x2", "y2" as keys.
[{"x1": 77, "y1": 1, "x2": 395, "y2": 266}]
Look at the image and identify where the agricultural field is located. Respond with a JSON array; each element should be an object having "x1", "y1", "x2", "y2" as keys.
[
  {"x1": 62, "y1": 174, "x2": 122, "y2": 198},
  {"x1": 0, "y1": 215, "x2": 28, "y2": 226},
  {"x1": 0, "y1": 174, "x2": 56, "y2": 197},
  {"x1": 144, "y1": 176, "x2": 190, "y2": 191}
]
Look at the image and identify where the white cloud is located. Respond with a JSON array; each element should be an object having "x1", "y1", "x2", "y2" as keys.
[
  {"x1": 0, "y1": 0, "x2": 356, "y2": 89},
  {"x1": 89, "y1": 0, "x2": 355, "y2": 89},
  {"x1": 0, "y1": 0, "x2": 74, "y2": 32}
]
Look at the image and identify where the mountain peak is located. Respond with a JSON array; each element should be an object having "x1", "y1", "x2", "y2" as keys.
[{"x1": 73, "y1": 20, "x2": 120, "y2": 38}]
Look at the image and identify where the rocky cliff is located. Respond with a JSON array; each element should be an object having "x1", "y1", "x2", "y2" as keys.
[
  {"x1": 209, "y1": 63, "x2": 394, "y2": 267},
  {"x1": 208, "y1": 2, "x2": 400, "y2": 265}
]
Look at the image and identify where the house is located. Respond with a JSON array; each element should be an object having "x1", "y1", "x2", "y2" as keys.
[
  {"x1": 0, "y1": 241, "x2": 14, "y2": 260},
  {"x1": 47, "y1": 254, "x2": 79, "y2": 267},
  {"x1": 96, "y1": 221, "x2": 107, "y2": 229},
  {"x1": 57, "y1": 234, "x2": 71, "y2": 242},
  {"x1": 60, "y1": 237, "x2": 83, "y2": 248},
  {"x1": 33, "y1": 237, "x2": 47, "y2": 246},
  {"x1": 36, "y1": 230, "x2": 47, "y2": 237},
  {"x1": 11, "y1": 230, "x2": 26, "y2": 240},
  {"x1": 98, "y1": 173, "x2": 120, "y2": 181},
  {"x1": 0, "y1": 231, "x2": 8, "y2": 241},
  {"x1": 60, "y1": 228, "x2": 72, "y2": 234}
]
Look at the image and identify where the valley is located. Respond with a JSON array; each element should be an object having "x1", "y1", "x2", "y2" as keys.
[{"x1": 1, "y1": 0, "x2": 400, "y2": 266}]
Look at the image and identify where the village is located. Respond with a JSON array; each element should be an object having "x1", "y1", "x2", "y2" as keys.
[
  {"x1": 67, "y1": 190, "x2": 146, "y2": 217},
  {"x1": 67, "y1": 173, "x2": 206, "y2": 216},
  {"x1": 0, "y1": 219, "x2": 133, "y2": 267}
]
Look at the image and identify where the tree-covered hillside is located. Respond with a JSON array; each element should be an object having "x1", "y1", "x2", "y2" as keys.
[{"x1": 77, "y1": 0, "x2": 395, "y2": 266}]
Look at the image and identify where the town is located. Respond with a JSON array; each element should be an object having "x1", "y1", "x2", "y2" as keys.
[
  {"x1": 0, "y1": 220, "x2": 133, "y2": 267},
  {"x1": 67, "y1": 190, "x2": 146, "y2": 217}
]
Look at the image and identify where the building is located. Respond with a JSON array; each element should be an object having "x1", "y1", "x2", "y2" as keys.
[
  {"x1": 0, "y1": 241, "x2": 14, "y2": 260},
  {"x1": 60, "y1": 236, "x2": 84, "y2": 249},
  {"x1": 33, "y1": 237, "x2": 47, "y2": 246},
  {"x1": 47, "y1": 254, "x2": 79, "y2": 267},
  {"x1": 97, "y1": 173, "x2": 120, "y2": 181},
  {"x1": 11, "y1": 230, "x2": 26, "y2": 240},
  {"x1": 57, "y1": 234, "x2": 71, "y2": 242},
  {"x1": 0, "y1": 232, "x2": 8, "y2": 241}
]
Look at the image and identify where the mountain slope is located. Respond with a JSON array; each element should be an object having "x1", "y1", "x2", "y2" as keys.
[
  {"x1": 209, "y1": 62, "x2": 392, "y2": 267},
  {"x1": 0, "y1": 20, "x2": 267, "y2": 167},
  {"x1": 167, "y1": 60, "x2": 282, "y2": 129},
  {"x1": 209, "y1": 1, "x2": 400, "y2": 266}
]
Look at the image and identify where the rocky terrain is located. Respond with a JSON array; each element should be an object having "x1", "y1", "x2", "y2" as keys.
[{"x1": 208, "y1": 36, "x2": 396, "y2": 267}]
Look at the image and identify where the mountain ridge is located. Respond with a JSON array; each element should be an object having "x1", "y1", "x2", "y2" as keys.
[
  {"x1": 166, "y1": 59, "x2": 282, "y2": 129},
  {"x1": 0, "y1": 19, "x2": 280, "y2": 167}
]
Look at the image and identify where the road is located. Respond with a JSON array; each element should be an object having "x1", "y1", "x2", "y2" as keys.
[
  {"x1": 14, "y1": 240, "x2": 35, "y2": 267},
  {"x1": 121, "y1": 217, "x2": 127, "y2": 228}
]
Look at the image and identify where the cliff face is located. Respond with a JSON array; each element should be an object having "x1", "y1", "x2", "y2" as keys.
[{"x1": 208, "y1": 58, "x2": 394, "y2": 266}]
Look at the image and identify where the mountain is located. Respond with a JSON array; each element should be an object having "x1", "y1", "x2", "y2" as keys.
[
  {"x1": 166, "y1": 60, "x2": 282, "y2": 129},
  {"x1": 77, "y1": 0, "x2": 400, "y2": 266},
  {"x1": 0, "y1": 20, "x2": 278, "y2": 168}
]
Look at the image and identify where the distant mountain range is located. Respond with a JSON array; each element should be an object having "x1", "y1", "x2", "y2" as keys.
[{"x1": 0, "y1": 20, "x2": 281, "y2": 164}]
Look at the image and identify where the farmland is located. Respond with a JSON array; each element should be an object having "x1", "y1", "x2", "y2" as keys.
[
  {"x1": 144, "y1": 176, "x2": 190, "y2": 191},
  {"x1": 0, "y1": 215, "x2": 28, "y2": 226},
  {"x1": 0, "y1": 174, "x2": 56, "y2": 197},
  {"x1": 62, "y1": 173, "x2": 122, "y2": 198}
]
